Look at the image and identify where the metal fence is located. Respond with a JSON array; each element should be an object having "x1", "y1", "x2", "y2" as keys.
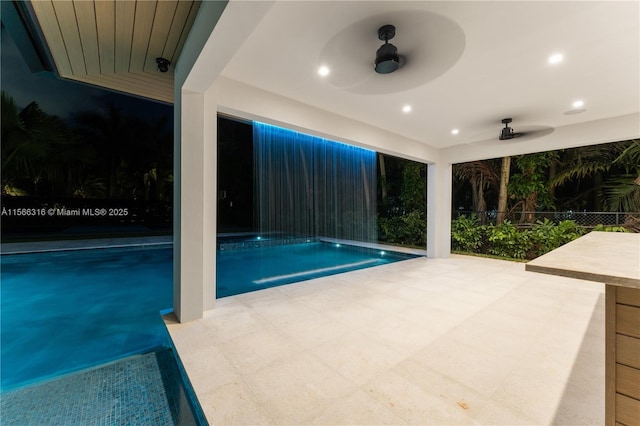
[{"x1": 455, "y1": 210, "x2": 640, "y2": 229}]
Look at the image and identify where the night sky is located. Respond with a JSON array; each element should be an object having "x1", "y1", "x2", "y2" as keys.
[{"x1": 0, "y1": 26, "x2": 172, "y2": 124}]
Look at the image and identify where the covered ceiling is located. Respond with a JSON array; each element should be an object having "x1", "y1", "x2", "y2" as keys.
[
  {"x1": 23, "y1": 1, "x2": 640, "y2": 151},
  {"x1": 219, "y1": 1, "x2": 639, "y2": 149},
  {"x1": 28, "y1": 0, "x2": 201, "y2": 103}
]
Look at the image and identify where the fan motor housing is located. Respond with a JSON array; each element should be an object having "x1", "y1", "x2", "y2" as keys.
[
  {"x1": 499, "y1": 118, "x2": 515, "y2": 140},
  {"x1": 375, "y1": 44, "x2": 399, "y2": 74},
  {"x1": 375, "y1": 25, "x2": 400, "y2": 74},
  {"x1": 500, "y1": 127, "x2": 515, "y2": 140}
]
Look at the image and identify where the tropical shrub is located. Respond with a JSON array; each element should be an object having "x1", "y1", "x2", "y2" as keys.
[
  {"x1": 451, "y1": 217, "x2": 631, "y2": 260},
  {"x1": 378, "y1": 211, "x2": 426, "y2": 247},
  {"x1": 555, "y1": 220, "x2": 587, "y2": 243},
  {"x1": 529, "y1": 219, "x2": 585, "y2": 257},
  {"x1": 487, "y1": 220, "x2": 532, "y2": 259},
  {"x1": 451, "y1": 215, "x2": 486, "y2": 252},
  {"x1": 591, "y1": 224, "x2": 629, "y2": 232}
]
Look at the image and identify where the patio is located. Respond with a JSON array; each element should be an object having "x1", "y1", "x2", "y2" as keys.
[{"x1": 165, "y1": 254, "x2": 605, "y2": 425}]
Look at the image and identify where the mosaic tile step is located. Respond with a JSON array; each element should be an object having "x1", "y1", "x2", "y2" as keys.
[{"x1": 0, "y1": 349, "x2": 201, "y2": 426}]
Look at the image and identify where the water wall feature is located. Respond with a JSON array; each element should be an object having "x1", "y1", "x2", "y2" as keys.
[{"x1": 253, "y1": 122, "x2": 377, "y2": 242}]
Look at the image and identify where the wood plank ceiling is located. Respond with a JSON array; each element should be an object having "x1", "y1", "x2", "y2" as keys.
[{"x1": 30, "y1": 0, "x2": 201, "y2": 103}]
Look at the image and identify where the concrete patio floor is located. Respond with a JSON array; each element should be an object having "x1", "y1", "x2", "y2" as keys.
[{"x1": 165, "y1": 254, "x2": 605, "y2": 425}]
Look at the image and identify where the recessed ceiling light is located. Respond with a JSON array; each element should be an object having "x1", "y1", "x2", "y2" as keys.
[
  {"x1": 451, "y1": 129, "x2": 459, "y2": 135},
  {"x1": 572, "y1": 100, "x2": 584, "y2": 108},
  {"x1": 318, "y1": 65, "x2": 330, "y2": 77},
  {"x1": 548, "y1": 53, "x2": 564, "y2": 65},
  {"x1": 402, "y1": 105, "x2": 412, "y2": 113}
]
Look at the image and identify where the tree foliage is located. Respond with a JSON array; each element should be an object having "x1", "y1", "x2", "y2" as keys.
[
  {"x1": 604, "y1": 140, "x2": 640, "y2": 212},
  {"x1": 377, "y1": 154, "x2": 426, "y2": 247},
  {"x1": 2, "y1": 92, "x2": 83, "y2": 196},
  {"x1": 451, "y1": 214, "x2": 485, "y2": 252},
  {"x1": 451, "y1": 216, "x2": 626, "y2": 260},
  {"x1": 1, "y1": 91, "x2": 172, "y2": 201},
  {"x1": 454, "y1": 139, "x2": 639, "y2": 216}
]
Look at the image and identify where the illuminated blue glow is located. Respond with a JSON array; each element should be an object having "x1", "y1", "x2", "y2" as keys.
[
  {"x1": 253, "y1": 121, "x2": 377, "y2": 242},
  {"x1": 380, "y1": 251, "x2": 386, "y2": 255},
  {"x1": 336, "y1": 244, "x2": 341, "y2": 248},
  {"x1": 253, "y1": 122, "x2": 376, "y2": 154}
]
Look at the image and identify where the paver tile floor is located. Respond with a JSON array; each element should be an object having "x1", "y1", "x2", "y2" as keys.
[{"x1": 165, "y1": 254, "x2": 605, "y2": 425}]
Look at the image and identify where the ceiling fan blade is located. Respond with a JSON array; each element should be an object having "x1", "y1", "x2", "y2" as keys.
[{"x1": 515, "y1": 127, "x2": 555, "y2": 140}]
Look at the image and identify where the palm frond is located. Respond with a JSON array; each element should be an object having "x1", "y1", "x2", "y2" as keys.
[
  {"x1": 613, "y1": 139, "x2": 640, "y2": 173},
  {"x1": 604, "y1": 174, "x2": 640, "y2": 212},
  {"x1": 548, "y1": 161, "x2": 609, "y2": 189}
]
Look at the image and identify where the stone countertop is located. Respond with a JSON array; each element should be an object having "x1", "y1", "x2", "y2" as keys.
[{"x1": 526, "y1": 231, "x2": 640, "y2": 289}]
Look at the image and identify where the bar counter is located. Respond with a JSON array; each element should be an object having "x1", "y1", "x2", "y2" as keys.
[{"x1": 526, "y1": 231, "x2": 640, "y2": 425}]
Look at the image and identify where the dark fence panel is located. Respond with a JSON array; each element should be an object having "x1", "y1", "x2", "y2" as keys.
[{"x1": 455, "y1": 210, "x2": 640, "y2": 229}]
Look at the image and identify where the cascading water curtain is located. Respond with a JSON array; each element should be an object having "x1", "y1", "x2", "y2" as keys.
[{"x1": 253, "y1": 122, "x2": 377, "y2": 242}]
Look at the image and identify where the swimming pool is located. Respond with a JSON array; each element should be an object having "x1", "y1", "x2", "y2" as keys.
[
  {"x1": 1, "y1": 239, "x2": 416, "y2": 392},
  {"x1": 217, "y1": 240, "x2": 417, "y2": 298},
  {"x1": 0, "y1": 246, "x2": 174, "y2": 390}
]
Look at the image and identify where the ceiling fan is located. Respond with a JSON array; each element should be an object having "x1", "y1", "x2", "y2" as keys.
[
  {"x1": 317, "y1": 11, "x2": 465, "y2": 94},
  {"x1": 498, "y1": 118, "x2": 555, "y2": 141}
]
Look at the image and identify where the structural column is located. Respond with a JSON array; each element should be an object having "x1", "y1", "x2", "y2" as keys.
[
  {"x1": 173, "y1": 87, "x2": 218, "y2": 322},
  {"x1": 170, "y1": 0, "x2": 275, "y2": 322},
  {"x1": 426, "y1": 161, "x2": 452, "y2": 258}
]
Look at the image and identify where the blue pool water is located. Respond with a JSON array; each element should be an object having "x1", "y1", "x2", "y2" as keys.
[
  {"x1": 217, "y1": 241, "x2": 417, "y2": 298},
  {"x1": 1, "y1": 246, "x2": 174, "y2": 391},
  {"x1": 1, "y1": 240, "x2": 416, "y2": 391}
]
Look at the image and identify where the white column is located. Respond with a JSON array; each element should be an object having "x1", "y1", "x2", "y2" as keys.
[
  {"x1": 202, "y1": 87, "x2": 217, "y2": 310},
  {"x1": 427, "y1": 162, "x2": 452, "y2": 258},
  {"x1": 171, "y1": 1, "x2": 275, "y2": 323},
  {"x1": 173, "y1": 87, "x2": 217, "y2": 322}
]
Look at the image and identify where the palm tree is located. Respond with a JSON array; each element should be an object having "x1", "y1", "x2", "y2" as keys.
[
  {"x1": 549, "y1": 140, "x2": 637, "y2": 211},
  {"x1": 453, "y1": 160, "x2": 499, "y2": 222},
  {"x1": 496, "y1": 156, "x2": 511, "y2": 224},
  {"x1": 604, "y1": 139, "x2": 640, "y2": 212}
]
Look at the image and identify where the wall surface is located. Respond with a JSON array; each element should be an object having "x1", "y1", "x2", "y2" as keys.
[{"x1": 217, "y1": 77, "x2": 440, "y2": 165}]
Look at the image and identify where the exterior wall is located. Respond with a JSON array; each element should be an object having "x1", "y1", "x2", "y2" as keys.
[{"x1": 217, "y1": 77, "x2": 439, "y2": 165}]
